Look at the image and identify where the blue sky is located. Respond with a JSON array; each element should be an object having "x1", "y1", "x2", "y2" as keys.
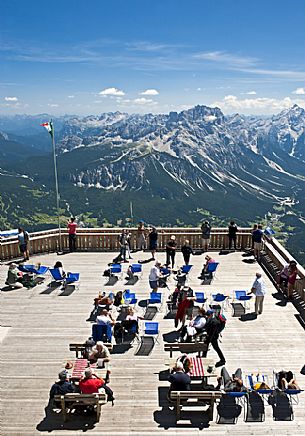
[{"x1": 2, "y1": 0, "x2": 305, "y2": 116}]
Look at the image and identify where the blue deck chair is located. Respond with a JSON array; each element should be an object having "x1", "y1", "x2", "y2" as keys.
[
  {"x1": 210, "y1": 293, "x2": 228, "y2": 311},
  {"x1": 181, "y1": 265, "x2": 193, "y2": 274},
  {"x1": 110, "y1": 264, "x2": 123, "y2": 279},
  {"x1": 21, "y1": 264, "x2": 49, "y2": 275},
  {"x1": 144, "y1": 321, "x2": 159, "y2": 344},
  {"x1": 49, "y1": 268, "x2": 80, "y2": 288},
  {"x1": 130, "y1": 263, "x2": 143, "y2": 278},
  {"x1": 234, "y1": 290, "x2": 252, "y2": 310},
  {"x1": 206, "y1": 262, "x2": 219, "y2": 276},
  {"x1": 195, "y1": 292, "x2": 207, "y2": 304},
  {"x1": 92, "y1": 324, "x2": 112, "y2": 343},
  {"x1": 148, "y1": 292, "x2": 162, "y2": 311},
  {"x1": 273, "y1": 371, "x2": 303, "y2": 405},
  {"x1": 123, "y1": 291, "x2": 137, "y2": 305},
  {"x1": 246, "y1": 374, "x2": 272, "y2": 399},
  {"x1": 18, "y1": 264, "x2": 35, "y2": 273}
]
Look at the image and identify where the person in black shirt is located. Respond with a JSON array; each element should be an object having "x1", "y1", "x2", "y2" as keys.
[
  {"x1": 166, "y1": 235, "x2": 177, "y2": 268},
  {"x1": 181, "y1": 239, "x2": 193, "y2": 265},
  {"x1": 148, "y1": 227, "x2": 158, "y2": 260},
  {"x1": 49, "y1": 370, "x2": 75, "y2": 406},
  {"x1": 168, "y1": 361, "x2": 191, "y2": 392},
  {"x1": 228, "y1": 221, "x2": 238, "y2": 250},
  {"x1": 205, "y1": 310, "x2": 226, "y2": 367}
]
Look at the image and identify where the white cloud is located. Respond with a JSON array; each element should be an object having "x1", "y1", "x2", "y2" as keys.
[
  {"x1": 133, "y1": 97, "x2": 156, "y2": 105},
  {"x1": 99, "y1": 87, "x2": 125, "y2": 96},
  {"x1": 140, "y1": 89, "x2": 159, "y2": 96},
  {"x1": 245, "y1": 91, "x2": 257, "y2": 95},
  {"x1": 4, "y1": 96, "x2": 18, "y2": 101},
  {"x1": 48, "y1": 103, "x2": 59, "y2": 108},
  {"x1": 292, "y1": 87, "x2": 305, "y2": 95},
  {"x1": 67, "y1": 95, "x2": 75, "y2": 98},
  {"x1": 196, "y1": 87, "x2": 202, "y2": 91},
  {"x1": 212, "y1": 94, "x2": 305, "y2": 114},
  {"x1": 193, "y1": 51, "x2": 257, "y2": 67}
]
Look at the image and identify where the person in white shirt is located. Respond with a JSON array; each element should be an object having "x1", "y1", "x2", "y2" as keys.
[
  {"x1": 248, "y1": 272, "x2": 266, "y2": 315},
  {"x1": 149, "y1": 261, "x2": 161, "y2": 292},
  {"x1": 96, "y1": 309, "x2": 115, "y2": 326}
]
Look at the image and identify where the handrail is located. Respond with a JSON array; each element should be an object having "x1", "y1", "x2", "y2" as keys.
[{"x1": 0, "y1": 227, "x2": 252, "y2": 260}]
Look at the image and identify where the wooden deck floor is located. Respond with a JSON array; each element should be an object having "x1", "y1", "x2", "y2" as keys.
[{"x1": 1, "y1": 250, "x2": 305, "y2": 435}]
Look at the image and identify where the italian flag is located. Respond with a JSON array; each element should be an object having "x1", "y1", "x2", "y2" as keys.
[{"x1": 40, "y1": 121, "x2": 54, "y2": 138}]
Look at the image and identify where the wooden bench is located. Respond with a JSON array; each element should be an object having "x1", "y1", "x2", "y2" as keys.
[
  {"x1": 164, "y1": 342, "x2": 207, "y2": 358},
  {"x1": 169, "y1": 390, "x2": 222, "y2": 421},
  {"x1": 69, "y1": 342, "x2": 113, "y2": 358},
  {"x1": 54, "y1": 392, "x2": 107, "y2": 421}
]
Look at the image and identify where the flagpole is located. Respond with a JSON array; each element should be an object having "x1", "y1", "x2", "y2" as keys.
[{"x1": 51, "y1": 119, "x2": 62, "y2": 252}]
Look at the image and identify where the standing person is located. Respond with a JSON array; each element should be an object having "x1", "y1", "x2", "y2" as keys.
[
  {"x1": 149, "y1": 261, "x2": 161, "y2": 292},
  {"x1": 252, "y1": 224, "x2": 264, "y2": 260},
  {"x1": 287, "y1": 261, "x2": 298, "y2": 300},
  {"x1": 166, "y1": 235, "x2": 177, "y2": 268},
  {"x1": 201, "y1": 221, "x2": 211, "y2": 252},
  {"x1": 251, "y1": 224, "x2": 258, "y2": 250},
  {"x1": 125, "y1": 229, "x2": 132, "y2": 260},
  {"x1": 67, "y1": 217, "x2": 77, "y2": 252},
  {"x1": 181, "y1": 239, "x2": 193, "y2": 265},
  {"x1": 148, "y1": 227, "x2": 158, "y2": 260},
  {"x1": 248, "y1": 272, "x2": 266, "y2": 315},
  {"x1": 228, "y1": 221, "x2": 238, "y2": 250},
  {"x1": 205, "y1": 310, "x2": 226, "y2": 367},
  {"x1": 118, "y1": 229, "x2": 129, "y2": 262},
  {"x1": 137, "y1": 221, "x2": 146, "y2": 251},
  {"x1": 17, "y1": 227, "x2": 30, "y2": 261}
]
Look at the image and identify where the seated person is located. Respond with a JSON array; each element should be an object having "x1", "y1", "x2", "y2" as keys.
[
  {"x1": 278, "y1": 370, "x2": 300, "y2": 390},
  {"x1": 168, "y1": 361, "x2": 191, "y2": 394},
  {"x1": 221, "y1": 367, "x2": 247, "y2": 392},
  {"x1": 53, "y1": 261, "x2": 66, "y2": 278},
  {"x1": 113, "y1": 291, "x2": 123, "y2": 307},
  {"x1": 79, "y1": 368, "x2": 105, "y2": 394},
  {"x1": 79, "y1": 368, "x2": 115, "y2": 404},
  {"x1": 175, "y1": 354, "x2": 193, "y2": 374},
  {"x1": 49, "y1": 370, "x2": 75, "y2": 406},
  {"x1": 89, "y1": 341, "x2": 111, "y2": 365},
  {"x1": 179, "y1": 307, "x2": 207, "y2": 342},
  {"x1": 125, "y1": 265, "x2": 135, "y2": 280},
  {"x1": 199, "y1": 255, "x2": 216, "y2": 278},
  {"x1": 5, "y1": 263, "x2": 24, "y2": 289},
  {"x1": 96, "y1": 309, "x2": 115, "y2": 326},
  {"x1": 125, "y1": 307, "x2": 143, "y2": 334},
  {"x1": 94, "y1": 292, "x2": 113, "y2": 309},
  {"x1": 251, "y1": 373, "x2": 270, "y2": 390}
]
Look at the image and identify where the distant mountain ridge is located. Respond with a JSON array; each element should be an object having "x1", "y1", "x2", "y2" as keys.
[{"x1": 1, "y1": 104, "x2": 305, "y2": 264}]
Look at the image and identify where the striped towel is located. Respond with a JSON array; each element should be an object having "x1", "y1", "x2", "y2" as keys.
[{"x1": 189, "y1": 357, "x2": 205, "y2": 377}]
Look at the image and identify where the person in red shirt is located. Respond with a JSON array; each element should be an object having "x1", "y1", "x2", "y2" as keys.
[
  {"x1": 67, "y1": 217, "x2": 77, "y2": 252},
  {"x1": 79, "y1": 368, "x2": 104, "y2": 394}
]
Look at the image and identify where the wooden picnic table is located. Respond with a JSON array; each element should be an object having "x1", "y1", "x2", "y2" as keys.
[{"x1": 65, "y1": 358, "x2": 109, "y2": 381}]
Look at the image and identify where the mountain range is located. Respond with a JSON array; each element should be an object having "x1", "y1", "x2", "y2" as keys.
[{"x1": 1, "y1": 104, "x2": 305, "y2": 263}]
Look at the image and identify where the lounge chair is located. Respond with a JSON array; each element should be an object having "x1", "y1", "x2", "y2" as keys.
[
  {"x1": 49, "y1": 268, "x2": 80, "y2": 289},
  {"x1": 216, "y1": 393, "x2": 243, "y2": 424}
]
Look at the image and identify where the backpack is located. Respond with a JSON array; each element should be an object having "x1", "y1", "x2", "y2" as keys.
[{"x1": 216, "y1": 313, "x2": 227, "y2": 333}]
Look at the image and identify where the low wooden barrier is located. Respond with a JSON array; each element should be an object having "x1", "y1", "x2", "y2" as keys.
[{"x1": 0, "y1": 227, "x2": 252, "y2": 260}]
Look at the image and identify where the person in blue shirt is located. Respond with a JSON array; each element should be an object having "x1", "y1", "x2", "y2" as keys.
[{"x1": 252, "y1": 224, "x2": 264, "y2": 260}]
